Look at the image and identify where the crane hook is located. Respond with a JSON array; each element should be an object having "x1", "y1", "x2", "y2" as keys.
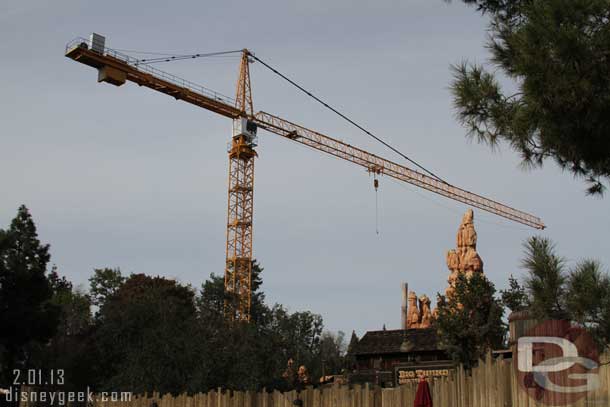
[{"x1": 373, "y1": 174, "x2": 380, "y2": 235}]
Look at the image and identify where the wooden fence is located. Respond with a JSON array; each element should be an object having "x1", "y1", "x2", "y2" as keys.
[{"x1": 91, "y1": 353, "x2": 610, "y2": 407}]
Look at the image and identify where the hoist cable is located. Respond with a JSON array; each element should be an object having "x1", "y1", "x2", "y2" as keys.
[
  {"x1": 375, "y1": 182, "x2": 380, "y2": 235},
  {"x1": 129, "y1": 47, "x2": 450, "y2": 185},
  {"x1": 248, "y1": 53, "x2": 450, "y2": 185}
]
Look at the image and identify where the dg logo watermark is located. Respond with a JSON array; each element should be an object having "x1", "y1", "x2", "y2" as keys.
[{"x1": 515, "y1": 320, "x2": 601, "y2": 405}]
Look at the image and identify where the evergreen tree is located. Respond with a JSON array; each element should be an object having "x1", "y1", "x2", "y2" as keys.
[
  {"x1": 521, "y1": 237, "x2": 569, "y2": 320},
  {"x1": 566, "y1": 260, "x2": 610, "y2": 350},
  {"x1": 448, "y1": 0, "x2": 610, "y2": 194},
  {"x1": 197, "y1": 260, "x2": 266, "y2": 324},
  {"x1": 435, "y1": 273, "x2": 506, "y2": 369},
  {"x1": 509, "y1": 237, "x2": 610, "y2": 350},
  {"x1": 500, "y1": 275, "x2": 529, "y2": 313},
  {"x1": 0, "y1": 206, "x2": 59, "y2": 385}
]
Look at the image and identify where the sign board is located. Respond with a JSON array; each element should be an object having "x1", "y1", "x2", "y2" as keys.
[{"x1": 395, "y1": 363, "x2": 454, "y2": 385}]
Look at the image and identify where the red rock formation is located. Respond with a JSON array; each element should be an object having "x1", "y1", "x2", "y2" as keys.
[
  {"x1": 405, "y1": 292, "x2": 433, "y2": 329},
  {"x1": 404, "y1": 210, "x2": 484, "y2": 329},
  {"x1": 406, "y1": 291, "x2": 421, "y2": 329},
  {"x1": 445, "y1": 209, "x2": 484, "y2": 298},
  {"x1": 418, "y1": 294, "x2": 432, "y2": 328}
]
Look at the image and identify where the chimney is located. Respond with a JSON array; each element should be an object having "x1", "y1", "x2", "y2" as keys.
[{"x1": 401, "y1": 282, "x2": 408, "y2": 329}]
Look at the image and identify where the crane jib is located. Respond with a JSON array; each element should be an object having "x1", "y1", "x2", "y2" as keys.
[
  {"x1": 253, "y1": 112, "x2": 545, "y2": 230},
  {"x1": 64, "y1": 37, "x2": 545, "y2": 231}
]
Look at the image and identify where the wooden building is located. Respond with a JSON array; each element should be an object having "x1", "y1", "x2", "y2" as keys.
[{"x1": 348, "y1": 328, "x2": 454, "y2": 387}]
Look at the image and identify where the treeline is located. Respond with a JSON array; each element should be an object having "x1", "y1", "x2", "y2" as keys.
[
  {"x1": 0, "y1": 206, "x2": 348, "y2": 396},
  {"x1": 4, "y1": 205, "x2": 608, "y2": 396}
]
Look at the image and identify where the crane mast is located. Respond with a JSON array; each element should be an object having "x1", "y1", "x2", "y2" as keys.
[
  {"x1": 225, "y1": 52, "x2": 257, "y2": 321},
  {"x1": 65, "y1": 34, "x2": 545, "y2": 322}
]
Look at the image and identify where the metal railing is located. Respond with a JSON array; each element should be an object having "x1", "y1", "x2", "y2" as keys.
[{"x1": 65, "y1": 37, "x2": 236, "y2": 106}]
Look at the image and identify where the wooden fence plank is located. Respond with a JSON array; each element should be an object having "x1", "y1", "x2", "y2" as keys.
[{"x1": 87, "y1": 353, "x2": 610, "y2": 407}]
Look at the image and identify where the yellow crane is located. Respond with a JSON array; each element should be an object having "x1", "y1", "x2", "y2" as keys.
[{"x1": 65, "y1": 34, "x2": 545, "y2": 322}]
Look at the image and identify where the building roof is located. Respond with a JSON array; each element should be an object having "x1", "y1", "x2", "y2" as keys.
[{"x1": 350, "y1": 328, "x2": 441, "y2": 356}]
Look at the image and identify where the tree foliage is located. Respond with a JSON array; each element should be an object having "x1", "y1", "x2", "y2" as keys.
[
  {"x1": 449, "y1": 0, "x2": 610, "y2": 195},
  {"x1": 505, "y1": 236, "x2": 610, "y2": 350},
  {"x1": 318, "y1": 331, "x2": 346, "y2": 376},
  {"x1": 88, "y1": 268, "x2": 125, "y2": 308},
  {"x1": 0, "y1": 206, "x2": 59, "y2": 385},
  {"x1": 94, "y1": 274, "x2": 201, "y2": 395},
  {"x1": 435, "y1": 272, "x2": 506, "y2": 369},
  {"x1": 521, "y1": 237, "x2": 569, "y2": 319},
  {"x1": 0, "y1": 207, "x2": 346, "y2": 395},
  {"x1": 500, "y1": 275, "x2": 529, "y2": 313},
  {"x1": 27, "y1": 271, "x2": 96, "y2": 396}
]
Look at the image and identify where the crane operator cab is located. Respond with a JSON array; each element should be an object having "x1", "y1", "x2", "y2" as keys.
[{"x1": 232, "y1": 117, "x2": 258, "y2": 148}]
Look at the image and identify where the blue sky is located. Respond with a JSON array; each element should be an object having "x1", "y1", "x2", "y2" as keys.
[{"x1": 1, "y1": 0, "x2": 608, "y2": 337}]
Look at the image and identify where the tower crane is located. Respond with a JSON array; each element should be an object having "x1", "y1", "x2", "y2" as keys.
[{"x1": 65, "y1": 34, "x2": 545, "y2": 322}]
